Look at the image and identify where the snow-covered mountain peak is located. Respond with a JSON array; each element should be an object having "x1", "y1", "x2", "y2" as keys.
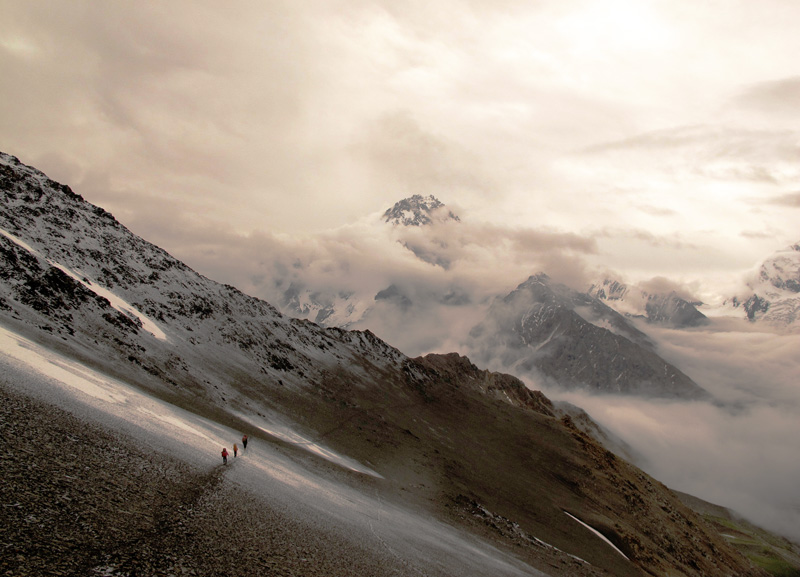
[
  {"x1": 589, "y1": 278, "x2": 629, "y2": 301},
  {"x1": 382, "y1": 194, "x2": 460, "y2": 227},
  {"x1": 752, "y1": 242, "x2": 800, "y2": 295},
  {"x1": 727, "y1": 240, "x2": 800, "y2": 329}
]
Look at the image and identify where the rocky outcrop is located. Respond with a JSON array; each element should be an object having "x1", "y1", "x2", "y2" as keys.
[{"x1": 415, "y1": 351, "x2": 556, "y2": 417}]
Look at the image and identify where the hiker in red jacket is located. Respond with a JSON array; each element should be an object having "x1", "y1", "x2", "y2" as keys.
[
  {"x1": 241, "y1": 434, "x2": 248, "y2": 450},
  {"x1": 221, "y1": 447, "x2": 229, "y2": 465}
]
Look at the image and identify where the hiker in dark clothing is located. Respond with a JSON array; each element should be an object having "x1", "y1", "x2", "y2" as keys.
[
  {"x1": 241, "y1": 434, "x2": 248, "y2": 450},
  {"x1": 221, "y1": 447, "x2": 229, "y2": 465}
]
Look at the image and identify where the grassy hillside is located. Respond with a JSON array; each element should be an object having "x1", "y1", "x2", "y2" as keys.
[{"x1": 676, "y1": 491, "x2": 800, "y2": 577}]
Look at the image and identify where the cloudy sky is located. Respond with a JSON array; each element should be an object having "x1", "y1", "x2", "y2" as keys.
[{"x1": 2, "y1": 0, "x2": 799, "y2": 301}]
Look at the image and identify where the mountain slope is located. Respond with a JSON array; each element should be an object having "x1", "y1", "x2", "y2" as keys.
[
  {"x1": 467, "y1": 273, "x2": 709, "y2": 398},
  {"x1": 0, "y1": 151, "x2": 765, "y2": 576},
  {"x1": 0, "y1": 152, "x2": 410, "y2": 410}
]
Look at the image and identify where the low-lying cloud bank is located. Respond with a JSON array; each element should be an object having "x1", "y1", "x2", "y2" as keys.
[
  {"x1": 150, "y1": 210, "x2": 598, "y2": 356},
  {"x1": 544, "y1": 320, "x2": 800, "y2": 542}
]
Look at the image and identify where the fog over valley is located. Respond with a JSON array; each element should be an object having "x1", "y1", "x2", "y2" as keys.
[{"x1": 550, "y1": 320, "x2": 800, "y2": 543}]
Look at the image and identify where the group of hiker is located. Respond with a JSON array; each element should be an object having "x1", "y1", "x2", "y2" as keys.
[{"x1": 221, "y1": 434, "x2": 248, "y2": 464}]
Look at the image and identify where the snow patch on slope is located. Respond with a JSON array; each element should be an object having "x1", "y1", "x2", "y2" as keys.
[
  {"x1": 0, "y1": 322, "x2": 380, "y2": 477},
  {"x1": 564, "y1": 511, "x2": 630, "y2": 561},
  {"x1": 0, "y1": 226, "x2": 168, "y2": 341},
  {"x1": 254, "y1": 419, "x2": 383, "y2": 478},
  {"x1": 0, "y1": 324, "x2": 129, "y2": 404}
]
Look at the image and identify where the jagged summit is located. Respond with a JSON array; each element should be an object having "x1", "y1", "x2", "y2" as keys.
[
  {"x1": 278, "y1": 195, "x2": 460, "y2": 326},
  {"x1": 382, "y1": 194, "x2": 460, "y2": 226}
]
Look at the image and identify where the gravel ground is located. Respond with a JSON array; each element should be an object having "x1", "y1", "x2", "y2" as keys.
[{"x1": 0, "y1": 382, "x2": 416, "y2": 577}]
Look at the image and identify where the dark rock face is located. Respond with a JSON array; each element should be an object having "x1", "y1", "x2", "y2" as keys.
[
  {"x1": 374, "y1": 283, "x2": 413, "y2": 311},
  {"x1": 643, "y1": 293, "x2": 708, "y2": 327},
  {"x1": 414, "y1": 352, "x2": 556, "y2": 417},
  {"x1": 742, "y1": 294, "x2": 771, "y2": 320},
  {"x1": 469, "y1": 274, "x2": 708, "y2": 399}
]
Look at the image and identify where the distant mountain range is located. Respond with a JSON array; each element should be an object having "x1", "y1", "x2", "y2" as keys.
[
  {"x1": 272, "y1": 192, "x2": 799, "y2": 399},
  {"x1": 0, "y1": 151, "x2": 777, "y2": 576},
  {"x1": 277, "y1": 195, "x2": 729, "y2": 398}
]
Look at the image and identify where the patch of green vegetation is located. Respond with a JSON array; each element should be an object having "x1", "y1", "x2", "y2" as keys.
[
  {"x1": 726, "y1": 535, "x2": 762, "y2": 546},
  {"x1": 748, "y1": 552, "x2": 800, "y2": 577},
  {"x1": 700, "y1": 514, "x2": 800, "y2": 577},
  {"x1": 706, "y1": 514, "x2": 745, "y2": 533}
]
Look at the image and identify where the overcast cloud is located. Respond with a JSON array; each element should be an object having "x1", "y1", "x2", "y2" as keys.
[{"x1": 2, "y1": 0, "x2": 799, "y2": 294}]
